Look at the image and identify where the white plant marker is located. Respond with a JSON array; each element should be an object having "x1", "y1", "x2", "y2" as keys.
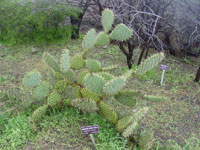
[
  {"x1": 90, "y1": 134, "x2": 96, "y2": 145},
  {"x1": 160, "y1": 70, "x2": 165, "y2": 85},
  {"x1": 160, "y1": 64, "x2": 170, "y2": 86}
]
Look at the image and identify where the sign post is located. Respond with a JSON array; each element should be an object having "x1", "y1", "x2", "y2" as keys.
[
  {"x1": 160, "y1": 64, "x2": 170, "y2": 86},
  {"x1": 81, "y1": 125, "x2": 99, "y2": 146}
]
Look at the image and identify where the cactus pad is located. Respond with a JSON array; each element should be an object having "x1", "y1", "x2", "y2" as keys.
[
  {"x1": 102, "y1": 9, "x2": 114, "y2": 33},
  {"x1": 31, "y1": 105, "x2": 48, "y2": 122},
  {"x1": 98, "y1": 101, "x2": 118, "y2": 124},
  {"x1": 60, "y1": 49, "x2": 70, "y2": 72},
  {"x1": 63, "y1": 69, "x2": 76, "y2": 84},
  {"x1": 54, "y1": 72, "x2": 63, "y2": 80},
  {"x1": 136, "y1": 53, "x2": 164, "y2": 75},
  {"x1": 122, "y1": 121, "x2": 139, "y2": 138},
  {"x1": 80, "y1": 88, "x2": 100, "y2": 102},
  {"x1": 23, "y1": 71, "x2": 41, "y2": 88},
  {"x1": 110, "y1": 24, "x2": 133, "y2": 41},
  {"x1": 144, "y1": 95, "x2": 169, "y2": 102},
  {"x1": 47, "y1": 91, "x2": 62, "y2": 107},
  {"x1": 114, "y1": 90, "x2": 137, "y2": 106},
  {"x1": 85, "y1": 59, "x2": 102, "y2": 72},
  {"x1": 103, "y1": 77, "x2": 126, "y2": 95},
  {"x1": 98, "y1": 72, "x2": 114, "y2": 81},
  {"x1": 43, "y1": 52, "x2": 60, "y2": 72},
  {"x1": 77, "y1": 70, "x2": 89, "y2": 85},
  {"x1": 71, "y1": 55, "x2": 85, "y2": 70},
  {"x1": 138, "y1": 131, "x2": 154, "y2": 149},
  {"x1": 72, "y1": 84, "x2": 81, "y2": 98},
  {"x1": 63, "y1": 99, "x2": 72, "y2": 106},
  {"x1": 82, "y1": 29, "x2": 96, "y2": 50},
  {"x1": 54, "y1": 80, "x2": 67, "y2": 93},
  {"x1": 102, "y1": 65, "x2": 118, "y2": 71},
  {"x1": 33, "y1": 81, "x2": 50, "y2": 99},
  {"x1": 116, "y1": 115, "x2": 134, "y2": 131},
  {"x1": 72, "y1": 98, "x2": 98, "y2": 112},
  {"x1": 84, "y1": 73, "x2": 106, "y2": 95},
  {"x1": 95, "y1": 32, "x2": 110, "y2": 46}
]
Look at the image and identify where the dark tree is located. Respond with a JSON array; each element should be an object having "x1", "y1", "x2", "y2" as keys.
[{"x1": 195, "y1": 66, "x2": 200, "y2": 82}]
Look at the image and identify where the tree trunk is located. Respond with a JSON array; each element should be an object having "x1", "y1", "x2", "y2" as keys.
[
  {"x1": 144, "y1": 47, "x2": 149, "y2": 59},
  {"x1": 195, "y1": 66, "x2": 200, "y2": 82},
  {"x1": 137, "y1": 47, "x2": 146, "y2": 65},
  {"x1": 70, "y1": 12, "x2": 84, "y2": 39}
]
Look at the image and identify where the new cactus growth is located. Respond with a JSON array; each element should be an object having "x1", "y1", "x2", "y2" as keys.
[{"x1": 22, "y1": 9, "x2": 165, "y2": 148}]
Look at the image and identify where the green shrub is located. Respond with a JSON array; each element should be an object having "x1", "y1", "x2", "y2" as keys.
[{"x1": 0, "y1": 0, "x2": 78, "y2": 45}]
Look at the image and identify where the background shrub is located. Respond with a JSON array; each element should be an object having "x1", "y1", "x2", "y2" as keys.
[{"x1": 0, "y1": 0, "x2": 78, "y2": 45}]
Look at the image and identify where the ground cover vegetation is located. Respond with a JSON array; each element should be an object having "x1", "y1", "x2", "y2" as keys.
[{"x1": 0, "y1": 0, "x2": 200, "y2": 150}]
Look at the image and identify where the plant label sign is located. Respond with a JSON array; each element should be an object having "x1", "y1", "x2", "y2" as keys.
[
  {"x1": 81, "y1": 125, "x2": 99, "y2": 134},
  {"x1": 81, "y1": 125, "x2": 99, "y2": 146},
  {"x1": 160, "y1": 64, "x2": 170, "y2": 85},
  {"x1": 160, "y1": 64, "x2": 170, "y2": 71}
]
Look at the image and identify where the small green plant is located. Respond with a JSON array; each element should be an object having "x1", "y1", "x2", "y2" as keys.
[{"x1": 22, "y1": 9, "x2": 164, "y2": 148}]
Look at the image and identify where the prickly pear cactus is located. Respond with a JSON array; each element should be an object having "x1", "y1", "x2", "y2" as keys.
[{"x1": 22, "y1": 9, "x2": 165, "y2": 148}]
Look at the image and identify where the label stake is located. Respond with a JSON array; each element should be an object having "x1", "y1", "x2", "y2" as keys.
[
  {"x1": 160, "y1": 70, "x2": 165, "y2": 85},
  {"x1": 90, "y1": 134, "x2": 96, "y2": 146}
]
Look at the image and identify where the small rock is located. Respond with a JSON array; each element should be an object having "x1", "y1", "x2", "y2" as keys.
[
  {"x1": 103, "y1": 46, "x2": 108, "y2": 49},
  {"x1": 31, "y1": 47, "x2": 38, "y2": 54},
  {"x1": 0, "y1": 54, "x2": 6, "y2": 57}
]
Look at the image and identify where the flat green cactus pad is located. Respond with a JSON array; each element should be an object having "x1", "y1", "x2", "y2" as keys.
[
  {"x1": 103, "y1": 77, "x2": 126, "y2": 95},
  {"x1": 122, "y1": 121, "x2": 139, "y2": 138},
  {"x1": 98, "y1": 101, "x2": 118, "y2": 124},
  {"x1": 43, "y1": 52, "x2": 60, "y2": 72},
  {"x1": 71, "y1": 55, "x2": 85, "y2": 70},
  {"x1": 138, "y1": 131, "x2": 154, "y2": 149},
  {"x1": 85, "y1": 59, "x2": 102, "y2": 72},
  {"x1": 84, "y1": 73, "x2": 106, "y2": 95},
  {"x1": 80, "y1": 88, "x2": 100, "y2": 102},
  {"x1": 110, "y1": 24, "x2": 133, "y2": 41},
  {"x1": 144, "y1": 95, "x2": 169, "y2": 102},
  {"x1": 72, "y1": 84, "x2": 81, "y2": 98},
  {"x1": 72, "y1": 98, "x2": 98, "y2": 112},
  {"x1": 60, "y1": 49, "x2": 70, "y2": 72},
  {"x1": 136, "y1": 53, "x2": 164, "y2": 75},
  {"x1": 63, "y1": 69, "x2": 76, "y2": 84},
  {"x1": 82, "y1": 29, "x2": 96, "y2": 50},
  {"x1": 54, "y1": 80, "x2": 67, "y2": 93},
  {"x1": 114, "y1": 90, "x2": 137, "y2": 107},
  {"x1": 116, "y1": 115, "x2": 133, "y2": 131},
  {"x1": 98, "y1": 72, "x2": 114, "y2": 81},
  {"x1": 47, "y1": 92, "x2": 62, "y2": 107},
  {"x1": 23, "y1": 71, "x2": 41, "y2": 88},
  {"x1": 77, "y1": 70, "x2": 89, "y2": 85},
  {"x1": 95, "y1": 32, "x2": 110, "y2": 46},
  {"x1": 31, "y1": 105, "x2": 48, "y2": 122},
  {"x1": 102, "y1": 9, "x2": 114, "y2": 33},
  {"x1": 33, "y1": 81, "x2": 50, "y2": 99}
]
